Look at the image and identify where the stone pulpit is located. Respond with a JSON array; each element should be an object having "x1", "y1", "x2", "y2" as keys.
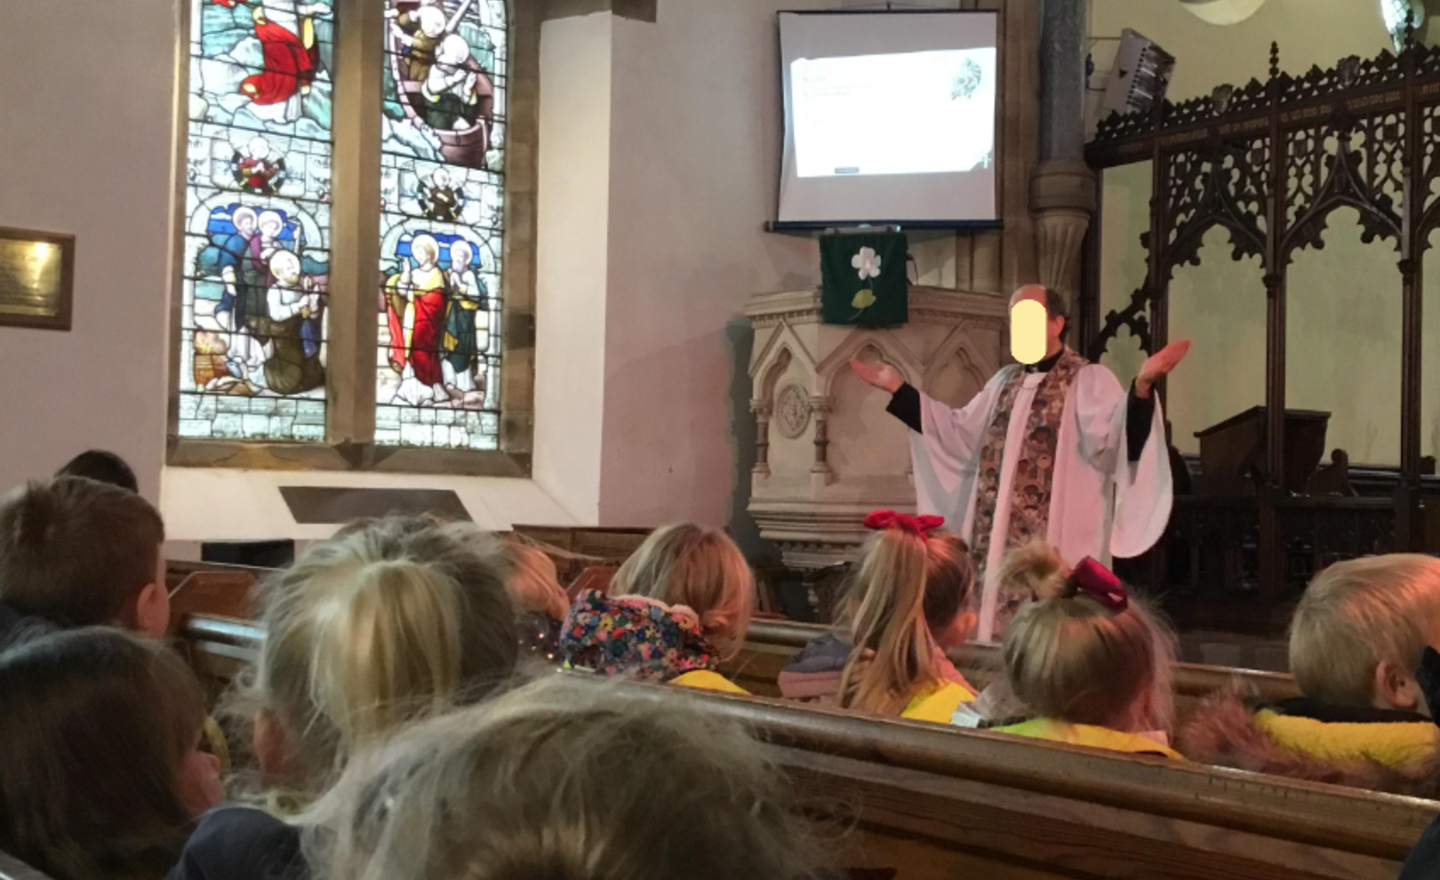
[{"x1": 746, "y1": 285, "x2": 1007, "y2": 570}]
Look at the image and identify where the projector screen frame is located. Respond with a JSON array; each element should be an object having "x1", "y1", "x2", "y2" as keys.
[{"x1": 774, "y1": 7, "x2": 1004, "y2": 232}]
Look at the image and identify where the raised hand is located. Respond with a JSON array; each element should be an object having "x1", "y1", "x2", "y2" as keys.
[
  {"x1": 850, "y1": 359, "x2": 903, "y2": 394},
  {"x1": 1136, "y1": 339, "x2": 1191, "y2": 398}
]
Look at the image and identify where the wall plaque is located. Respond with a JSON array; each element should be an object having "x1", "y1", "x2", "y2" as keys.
[{"x1": 0, "y1": 227, "x2": 74, "y2": 331}]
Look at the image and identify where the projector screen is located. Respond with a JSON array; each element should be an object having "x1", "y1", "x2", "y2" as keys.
[{"x1": 777, "y1": 10, "x2": 999, "y2": 227}]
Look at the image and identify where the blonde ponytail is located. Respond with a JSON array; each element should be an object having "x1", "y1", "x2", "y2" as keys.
[
  {"x1": 241, "y1": 517, "x2": 519, "y2": 794},
  {"x1": 303, "y1": 560, "x2": 464, "y2": 750},
  {"x1": 1000, "y1": 541, "x2": 1176, "y2": 734},
  {"x1": 837, "y1": 528, "x2": 940, "y2": 716}
]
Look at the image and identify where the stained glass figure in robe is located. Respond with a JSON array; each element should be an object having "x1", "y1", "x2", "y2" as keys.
[
  {"x1": 208, "y1": 0, "x2": 332, "y2": 126},
  {"x1": 376, "y1": 0, "x2": 505, "y2": 450},
  {"x1": 182, "y1": 0, "x2": 335, "y2": 441},
  {"x1": 384, "y1": 0, "x2": 499, "y2": 170},
  {"x1": 233, "y1": 136, "x2": 287, "y2": 195},
  {"x1": 383, "y1": 232, "x2": 486, "y2": 407}
]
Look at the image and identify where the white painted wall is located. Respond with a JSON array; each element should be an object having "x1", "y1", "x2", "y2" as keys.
[
  {"x1": 0, "y1": 0, "x2": 179, "y2": 503},
  {"x1": 534, "y1": 12, "x2": 616, "y2": 524},
  {"x1": 599, "y1": 0, "x2": 824, "y2": 537}
]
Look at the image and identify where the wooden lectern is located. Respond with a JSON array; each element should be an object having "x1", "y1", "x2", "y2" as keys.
[{"x1": 1194, "y1": 406, "x2": 1330, "y2": 495}]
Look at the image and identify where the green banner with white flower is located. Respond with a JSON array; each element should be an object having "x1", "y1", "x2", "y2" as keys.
[{"x1": 820, "y1": 232, "x2": 909, "y2": 326}]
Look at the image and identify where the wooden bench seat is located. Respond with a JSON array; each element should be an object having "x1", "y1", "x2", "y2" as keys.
[
  {"x1": 656, "y1": 683, "x2": 1437, "y2": 880},
  {"x1": 167, "y1": 608, "x2": 1440, "y2": 880}
]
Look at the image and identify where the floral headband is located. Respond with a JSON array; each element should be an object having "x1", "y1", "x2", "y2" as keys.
[
  {"x1": 1072, "y1": 557, "x2": 1128, "y2": 612},
  {"x1": 863, "y1": 509, "x2": 944, "y2": 537}
]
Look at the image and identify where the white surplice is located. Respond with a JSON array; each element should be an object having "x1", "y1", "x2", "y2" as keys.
[{"x1": 908, "y1": 362, "x2": 1173, "y2": 642}]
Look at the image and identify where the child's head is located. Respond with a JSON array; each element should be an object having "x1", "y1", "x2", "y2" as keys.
[
  {"x1": 305, "y1": 676, "x2": 815, "y2": 880},
  {"x1": 501, "y1": 540, "x2": 570, "y2": 621},
  {"x1": 244, "y1": 517, "x2": 519, "y2": 793},
  {"x1": 1290, "y1": 554, "x2": 1440, "y2": 715},
  {"x1": 612, "y1": 524, "x2": 754, "y2": 658},
  {"x1": 55, "y1": 449, "x2": 139, "y2": 493},
  {"x1": 837, "y1": 513, "x2": 976, "y2": 715},
  {"x1": 0, "y1": 628, "x2": 222, "y2": 880},
  {"x1": 0, "y1": 477, "x2": 168, "y2": 637},
  {"x1": 1000, "y1": 542, "x2": 1176, "y2": 734}
]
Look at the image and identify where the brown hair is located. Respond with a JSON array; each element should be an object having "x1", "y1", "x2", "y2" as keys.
[
  {"x1": 55, "y1": 450, "x2": 139, "y2": 493},
  {"x1": 999, "y1": 542, "x2": 1176, "y2": 734},
  {"x1": 613, "y1": 524, "x2": 755, "y2": 659},
  {"x1": 1291, "y1": 554, "x2": 1440, "y2": 706},
  {"x1": 237, "y1": 517, "x2": 519, "y2": 796},
  {"x1": 0, "y1": 477, "x2": 165, "y2": 629},
  {"x1": 837, "y1": 528, "x2": 974, "y2": 716},
  {"x1": 303, "y1": 676, "x2": 819, "y2": 880},
  {"x1": 0, "y1": 628, "x2": 206, "y2": 880}
]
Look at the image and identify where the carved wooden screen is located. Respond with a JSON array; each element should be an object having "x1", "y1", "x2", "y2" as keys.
[{"x1": 1085, "y1": 36, "x2": 1440, "y2": 484}]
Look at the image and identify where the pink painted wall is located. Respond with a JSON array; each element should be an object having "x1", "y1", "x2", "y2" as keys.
[{"x1": 0, "y1": 0, "x2": 178, "y2": 503}]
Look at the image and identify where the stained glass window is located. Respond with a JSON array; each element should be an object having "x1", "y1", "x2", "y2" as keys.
[
  {"x1": 377, "y1": 0, "x2": 507, "y2": 450},
  {"x1": 180, "y1": 0, "x2": 335, "y2": 441}
]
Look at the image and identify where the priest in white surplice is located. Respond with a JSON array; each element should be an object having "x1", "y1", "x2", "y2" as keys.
[{"x1": 851, "y1": 285, "x2": 1189, "y2": 642}]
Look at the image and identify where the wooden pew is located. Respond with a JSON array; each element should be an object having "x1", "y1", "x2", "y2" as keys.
[
  {"x1": 655, "y1": 683, "x2": 1437, "y2": 880},
  {"x1": 166, "y1": 613, "x2": 1440, "y2": 880},
  {"x1": 725, "y1": 619, "x2": 1301, "y2": 722}
]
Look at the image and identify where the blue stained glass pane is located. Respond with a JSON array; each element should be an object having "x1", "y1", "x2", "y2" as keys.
[
  {"x1": 377, "y1": 0, "x2": 506, "y2": 450},
  {"x1": 182, "y1": 0, "x2": 335, "y2": 440}
]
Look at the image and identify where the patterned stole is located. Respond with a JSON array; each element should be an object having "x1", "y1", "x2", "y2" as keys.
[{"x1": 970, "y1": 348, "x2": 1088, "y2": 635}]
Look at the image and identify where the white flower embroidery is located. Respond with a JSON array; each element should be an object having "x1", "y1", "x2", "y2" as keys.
[{"x1": 852, "y1": 247, "x2": 882, "y2": 281}]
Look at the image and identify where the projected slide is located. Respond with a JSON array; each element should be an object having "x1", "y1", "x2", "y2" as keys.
[{"x1": 792, "y1": 49, "x2": 996, "y2": 180}]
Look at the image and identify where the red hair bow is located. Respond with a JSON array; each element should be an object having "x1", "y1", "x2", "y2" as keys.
[
  {"x1": 1073, "y1": 557, "x2": 1128, "y2": 612},
  {"x1": 863, "y1": 509, "x2": 944, "y2": 537}
]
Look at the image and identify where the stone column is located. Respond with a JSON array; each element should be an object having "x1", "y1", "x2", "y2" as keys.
[
  {"x1": 1032, "y1": 162, "x2": 1096, "y2": 300},
  {"x1": 751, "y1": 399, "x2": 772, "y2": 478},
  {"x1": 999, "y1": 0, "x2": 1042, "y2": 294},
  {"x1": 1030, "y1": 0, "x2": 1095, "y2": 303},
  {"x1": 809, "y1": 395, "x2": 833, "y2": 491}
]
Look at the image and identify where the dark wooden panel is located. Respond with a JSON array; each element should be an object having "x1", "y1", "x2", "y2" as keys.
[{"x1": 278, "y1": 486, "x2": 471, "y2": 524}]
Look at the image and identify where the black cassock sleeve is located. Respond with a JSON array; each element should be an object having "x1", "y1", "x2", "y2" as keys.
[
  {"x1": 1127, "y1": 383, "x2": 1156, "y2": 462},
  {"x1": 886, "y1": 383, "x2": 923, "y2": 434},
  {"x1": 889, "y1": 379, "x2": 1155, "y2": 460}
]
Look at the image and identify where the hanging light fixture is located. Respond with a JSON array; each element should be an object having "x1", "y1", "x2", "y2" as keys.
[{"x1": 1178, "y1": 0, "x2": 1267, "y2": 26}]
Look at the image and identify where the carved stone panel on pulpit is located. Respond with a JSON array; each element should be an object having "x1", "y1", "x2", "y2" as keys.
[{"x1": 746, "y1": 285, "x2": 1006, "y2": 570}]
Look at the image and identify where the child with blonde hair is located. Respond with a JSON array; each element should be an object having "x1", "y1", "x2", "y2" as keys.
[
  {"x1": 1181, "y1": 554, "x2": 1440, "y2": 794},
  {"x1": 561, "y1": 523, "x2": 754, "y2": 693},
  {"x1": 830, "y1": 510, "x2": 978, "y2": 722},
  {"x1": 0, "y1": 629, "x2": 224, "y2": 880},
  {"x1": 169, "y1": 516, "x2": 520, "y2": 880},
  {"x1": 499, "y1": 540, "x2": 570, "y2": 662},
  {"x1": 301, "y1": 676, "x2": 818, "y2": 880},
  {"x1": 978, "y1": 541, "x2": 1181, "y2": 757}
]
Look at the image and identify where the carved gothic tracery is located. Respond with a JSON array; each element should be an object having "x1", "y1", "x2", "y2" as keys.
[{"x1": 1088, "y1": 38, "x2": 1440, "y2": 362}]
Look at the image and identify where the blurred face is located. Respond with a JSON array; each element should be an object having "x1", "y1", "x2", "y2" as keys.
[{"x1": 1008, "y1": 286, "x2": 1065, "y2": 362}]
